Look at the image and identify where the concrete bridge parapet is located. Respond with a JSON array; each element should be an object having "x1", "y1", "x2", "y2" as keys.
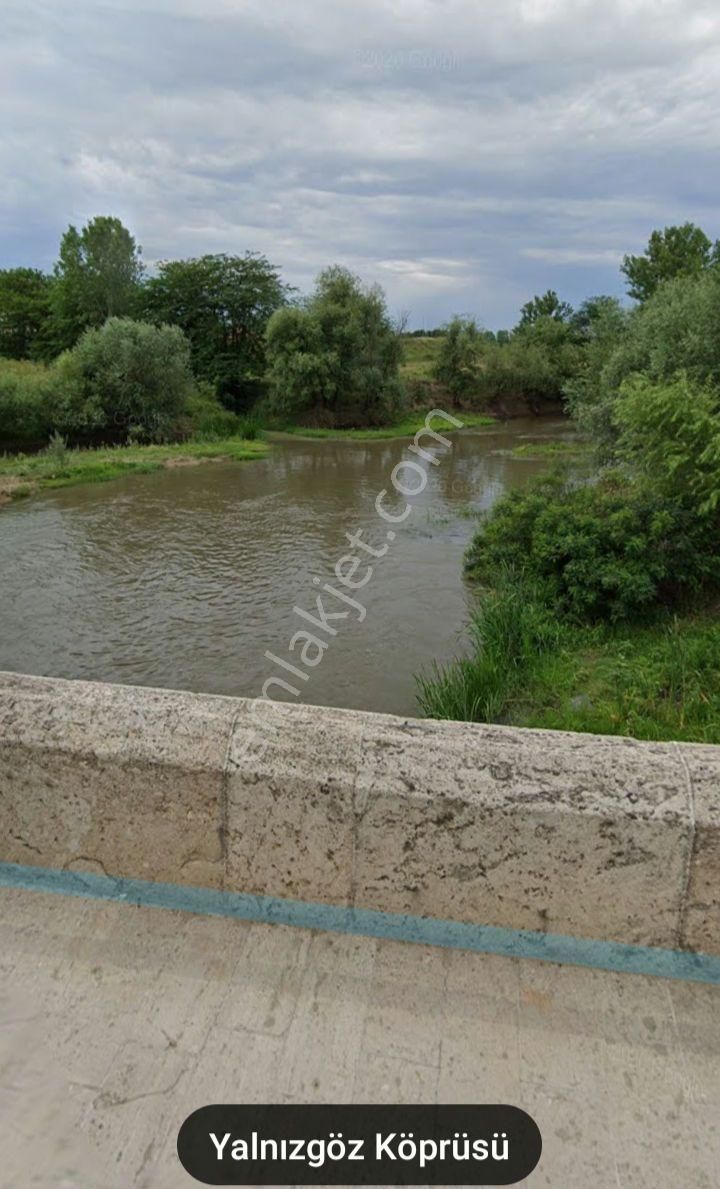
[{"x1": 0, "y1": 671, "x2": 718, "y2": 954}]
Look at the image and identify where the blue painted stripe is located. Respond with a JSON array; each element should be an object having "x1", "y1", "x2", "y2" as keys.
[{"x1": 1, "y1": 860, "x2": 719, "y2": 985}]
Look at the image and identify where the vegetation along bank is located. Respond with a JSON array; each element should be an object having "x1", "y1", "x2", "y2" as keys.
[
  {"x1": 418, "y1": 223, "x2": 720, "y2": 744},
  {"x1": 2, "y1": 214, "x2": 720, "y2": 745}
]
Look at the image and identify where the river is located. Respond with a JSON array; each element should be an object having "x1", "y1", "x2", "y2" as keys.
[{"x1": 0, "y1": 419, "x2": 572, "y2": 716}]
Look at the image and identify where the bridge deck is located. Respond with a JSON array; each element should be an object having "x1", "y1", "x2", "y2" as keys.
[{"x1": 1, "y1": 887, "x2": 719, "y2": 1188}]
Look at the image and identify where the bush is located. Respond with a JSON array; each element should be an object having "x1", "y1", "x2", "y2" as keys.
[
  {"x1": 0, "y1": 359, "x2": 55, "y2": 443},
  {"x1": 615, "y1": 374, "x2": 720, "y2": 516},
  {"x1": 265, "y1": 267, "x2": 405, "y2": 426},
  {"x1": 433, "y1": 318, "x2": 486, "y2": 400},
  {"x1": 52, "y1": 317, "x2": 195, "y2": 441},
  {"x1": 434, "y1": 314, "x2": 583, "y2": 410},
  {"x1": 465, "y1": 473, "x2": 720, "y2": 622},
  {"x1": 570, "y1": 271, "x2": 720, "y2": 455},
  {"x1": 183, "y1": 383, "x2": 243, "y2": 439}
]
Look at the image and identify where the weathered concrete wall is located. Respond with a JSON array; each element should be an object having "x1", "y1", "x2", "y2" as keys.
[{"x1": 1, "y1": 671, "x2": 718, "y2": 953}]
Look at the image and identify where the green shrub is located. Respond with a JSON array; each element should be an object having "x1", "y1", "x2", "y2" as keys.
[
  {"x1": 465, "y1": 473, "x2": 720, "y2": 622},
  {"x1": 43, "y1": 430, "x2": 69, "y2": 465},
  {"x1": 433, "y1": 317, "x2": 486, "y2": 400},
  {"x1": 615, "y1": 373, "x2": 720, "y2": 516},
  {"x1": 237, "y1": 414, "x2": 261, "y2": 440},
  {"x1": 183, "y1": 383, "x2": 242, "y2": 438},
  {"x1": 570, "y1": 271, "x2": 720, "y2": 455},
  {"x1": 52, "y1": 317, "x2": 195, "y2": 440},
  {"x1": 0, "y1": 359, "x2": 55, "y2": 442}
]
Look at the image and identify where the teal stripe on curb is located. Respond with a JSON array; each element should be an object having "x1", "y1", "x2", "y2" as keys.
[{"x1": 2, "y1": 860, "x2": 719, "y2": 985}]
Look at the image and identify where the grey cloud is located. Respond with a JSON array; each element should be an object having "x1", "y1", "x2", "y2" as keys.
[{"x1": 1, "y1": 0, "x2": 719, "y2": 327}]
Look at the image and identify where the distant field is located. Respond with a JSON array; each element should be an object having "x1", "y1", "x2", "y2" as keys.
[{"x1": 399, "y1": 335, "x2": 444, "y2": 381}]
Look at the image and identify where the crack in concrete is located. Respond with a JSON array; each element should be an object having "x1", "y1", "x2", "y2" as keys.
[{"x1": 673, "y1": 742, "x2": 697, "y2": 951}]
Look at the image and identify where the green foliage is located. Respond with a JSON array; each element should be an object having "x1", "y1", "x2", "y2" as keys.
[
  {"x1": 182, "y1": 383, "x2": 243, "y2": 439},
  {"x1": 417, "y1": 574, "x2": 561, "y2": 722},
  {"x1": 265, "y1": 266, "x2": 404, "y2": 426},
  {"x1": 140, "y1": 253, "x2": 286, "y2": 407},
  {"x1": 44, "y1": 431, "x2": 69, "y2": 465},
  {"x1": 521, "y1": 614, "x2": 720, "y2": 743},
  {"x1": 52, "y1": 318, "x2": 195, "y2": 441},
  {"x1": 516, "y1": 289, "x2": 573, "y2": 328},
  {"x1": 433, "y1": 317, "x2": 486, "y2": 399},
  {"x1": 465, "y1": 473, "x2": 720, "y2": 622},
  {"x1": 615, "y1": 374, "x2": 720, "y2": 516},
  {"x1": 0, "y1": 269, "x2": 52, "y2": 359},
  {"x1": 563, "y1": 297, "x2": 628, "y2": 449},
  {"x1": 607, "y1": 269, "x2": 720, "y2": 392},
  {"x1": 0, "y1": 437, "x2": 268, "y2": 498},
  {"x1": 433, "y1": 309, "x2": 582, "y2": 410},
  {"x1": 567, "y1": 269, "x2": 720, "y2": 456},
  {"x1": 621, "y1": 222, "x2": 719, "y2": 303},
  {"x1": 48, "y1": 217, "x2": 143, "y2": 352},
  {"x1": 0, "y1": 359, "x2": 55, "y2": 443},
  {"x1": 419, "y1": 577, "x2": 720, "y2": 743},
  {"x1": 237, "y1": 414, "x2": 261, "y2": 441},
  {"x1": 481, "y1": 317, "x2": 582, "y2": 406}
]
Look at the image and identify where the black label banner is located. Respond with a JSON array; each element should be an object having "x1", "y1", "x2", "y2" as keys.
[{"x1": 177, "y1": 1104, "x2": 542, "y2": 1184}]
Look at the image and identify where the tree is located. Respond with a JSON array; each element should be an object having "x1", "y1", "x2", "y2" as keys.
[
  {"x1": 265, "y1": 266, "x2": 403, "y2": 425},
  {"x1": 615, "y1": 374, "x2": 720, "y2": 517},
  {"x1": 52, "y1": 317, "x2": 194, "y2": 440},
  {"x1": 0, "y1": 268, "x2": 52, "y2": 358},
  {"x1": 49, "y1": 216, "x2": 144, "y2": 352},
  {"x1": 140, "y1": 253, "x2": 287, "y2": 408},
  {"x1": 563, "y1": 297, "x2": 628, "y2": 447},
  {"x1": 434, "y1": 317, "x2": 486, "y2": 399},
  {"x1": 517, "y1": 289, "x2": 573, "y2": 328},
  {"x1": 621, "y1": 223, "x2": 719, "y2": 303},
  {"x1": 569, "y1": 295, "x2": 624, "y2": 336}
]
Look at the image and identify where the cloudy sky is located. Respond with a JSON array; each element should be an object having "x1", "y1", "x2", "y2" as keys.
[{"x1": 1, "y1": 0, "x2": 719, "y2": 328}]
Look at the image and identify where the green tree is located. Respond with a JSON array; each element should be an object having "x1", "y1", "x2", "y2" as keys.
[
  {"x1": 434, "y1": 317, "x2": 486, "y2": 400},
  {"x1": 0, "y1": 268, "x2": 52, "y2": 359},
  {"x1": 621, "y1": 223, "x2": 719, "y2": 303},
  {"x1": 615, "y1": 374, "x2": 720, "y2": 517},
  {"x1": 140, "y1": 253, "x2": 286, "y2": 408},
  {"x1": 52, "y1": 317, "x2": 194, "y2": 440},
  {"x1": 479, "y1": 316, "x2": 583, "y2": 408},
  {"x1": 265, "y1": 266, "x2": 403, "y2": 425},
  {"x1": 517, "y1": 289, "x2": 573, "y2": 328},
  {"x1": 49, "y1": 216, "x2": 144, "y2": 351},
  {"x1": 563, "y1": 297, "x2": 628, "y2": 448}
]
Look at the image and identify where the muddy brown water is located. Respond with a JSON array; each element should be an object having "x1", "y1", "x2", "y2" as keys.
[{"x1": 0, "y1": 420, "x2": 573, "y2": 716}]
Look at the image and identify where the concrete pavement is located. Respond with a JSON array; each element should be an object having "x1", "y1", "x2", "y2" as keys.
[{"x1": 1, "y1": 887, "x2": 719, "y2": 1188}]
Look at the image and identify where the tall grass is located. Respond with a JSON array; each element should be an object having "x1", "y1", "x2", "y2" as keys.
[
  {"x1": 417, "y1": 572, "x2": 720, "y2": 742},
  {"x1": 417, "y1": 574, "x2": 560, "y2": 721}
]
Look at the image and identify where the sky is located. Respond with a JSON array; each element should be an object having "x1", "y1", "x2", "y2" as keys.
[{"x1": 1, "y1": 0, "x2": 719, "y2": 329}]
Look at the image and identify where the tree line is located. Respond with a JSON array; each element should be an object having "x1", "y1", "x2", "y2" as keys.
[
  {"x1": 1, "y1": 216, "x2": 719, "y2": 447},
  {"x1": 418, "y1": 225, "x2": 720, "y2": 732}
]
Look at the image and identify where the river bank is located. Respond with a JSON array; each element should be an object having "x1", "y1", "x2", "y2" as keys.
[
  {"x1": 0, "y1": 411, "x2": 505, "y2": 505},
  {"x1": 417, "y1": 582, "x2": 720, "y2": 744},
  {"x1": 268, "y1": 410, "x2": 496, "y2": 440},
  {"x1": 0, "y1": 437, "x2": 268, "y2": 504}
]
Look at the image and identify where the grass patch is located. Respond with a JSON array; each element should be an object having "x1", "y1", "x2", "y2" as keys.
[
  {"x1": 515, "y1": 614, "x2": 720, "y2": 743},
  {"x1": 0, "y1": 436, "x2": 268, "y2": 501},
  {"x1": 417, "y1": 577, "x2": 720, "y2": 743},
  {"x1": 399, "y1": 335, "x2": 444, "y2": 382},
  {"x1": 273, "y1": 410, "x2": 495, "y2": 440}
]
